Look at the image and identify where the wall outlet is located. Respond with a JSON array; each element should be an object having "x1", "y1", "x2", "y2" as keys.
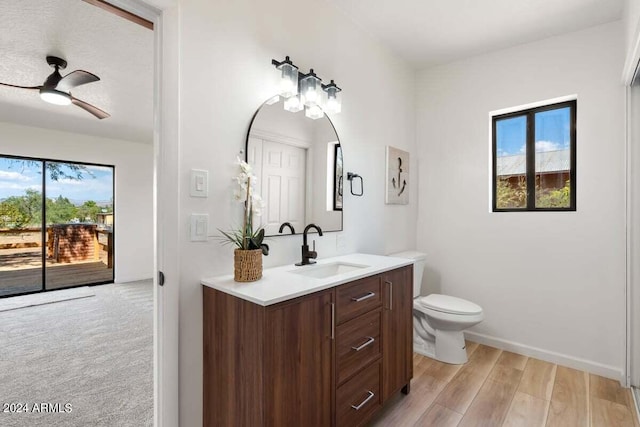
[
  {"x1": 190, "y1": 213, "x2": 209, "y2": 241},
  {"x1": 336, "y1": 233, "x2": 346, "y2": 251}
]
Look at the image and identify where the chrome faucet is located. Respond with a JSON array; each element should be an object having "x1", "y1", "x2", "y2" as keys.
[
  {"x1": 296, "y1": 223, "x2": 323, "y2": 266},
  {"x1": 278, "y1": 222, "x2": 296, "y2": 235}
]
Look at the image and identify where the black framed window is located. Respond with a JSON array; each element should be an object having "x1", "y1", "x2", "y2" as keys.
[{"x1": 492, "y1": 100, "x2": 576, "y2": 211}]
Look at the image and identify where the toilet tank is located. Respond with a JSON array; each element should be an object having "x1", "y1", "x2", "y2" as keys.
[{"x1": 388, "y1": 251, "x2": 427, "y2": 298}]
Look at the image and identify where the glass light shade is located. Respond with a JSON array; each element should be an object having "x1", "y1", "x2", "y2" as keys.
[
  {"x1": 324, "y1": 89, "x2": 342, "y2": 114},
  {"x1": 277, "y1": 62, "x2": 298, "y2": 98},
  {"x1": 40, "y1": 89, "x2": 71, "y2": 106},
  {"x1": 284, "y1": 94, "x2": 304, "y2": 113},
  {"x1": 301, "y1": 72, "x2": 322, "y2": 107},
  {"x1": 305, "y1": 104, "x2": 324, "y2": 120}
]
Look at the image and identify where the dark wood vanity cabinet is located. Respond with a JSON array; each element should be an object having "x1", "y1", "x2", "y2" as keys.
[
  {"x1": 203, "y1": 264, "x2": 413, "y2": 427},
  {"x1": 263, "y1": 290, "x2": 333, "y2": 427},
  {"x1": 382, "y1": 266, "x2": 414, "y2": 400}
]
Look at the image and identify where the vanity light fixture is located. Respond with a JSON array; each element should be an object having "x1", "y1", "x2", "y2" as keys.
[
  {"x1": 271, "y1": 56, "x2": 299, "y2": 98},
  {"x1": 284, "y1": 94, "x2": 304, "y2": 113},
  {"x1": 300, "y1": 69, "x2": 322, "y2": 107},
  {"x1": 305, "y1": 104, "x2": 324, "y2": 120},
  {"x1": 322, "y1": 80, "x2": 342, "y2": 114},
  {"x1": 271, "y1": 56, "x2": 343, "y2": 118}
]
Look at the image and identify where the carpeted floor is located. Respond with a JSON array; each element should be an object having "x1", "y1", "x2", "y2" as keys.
[
  {"x1": 0, "y1": 280, "x2": 153, "y2": 427},
  {"x1": 0, "y1": 286, "x2": 95, "y2": 312}
]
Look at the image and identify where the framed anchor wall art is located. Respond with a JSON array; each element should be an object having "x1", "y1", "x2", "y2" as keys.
[{"x1": 385, "y1": 145, "x2": 410, "y2": 205}]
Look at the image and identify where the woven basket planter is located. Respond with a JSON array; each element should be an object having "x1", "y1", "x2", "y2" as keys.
[{"x1": 234, "y1": 248, "x2": 263, "y2": 282}]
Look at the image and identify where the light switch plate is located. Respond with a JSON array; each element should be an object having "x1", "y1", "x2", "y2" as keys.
[
  {"x1": 190, "y1": 213, "x2": 209, "y2": 242},
  {"x1": 190, "y1": 169, "x2": 208, "y2": 198}
]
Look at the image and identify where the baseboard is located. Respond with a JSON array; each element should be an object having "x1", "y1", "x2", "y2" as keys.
[
  {"x1": 115, "y1": 276, "x2": 153, "y2": 284},
  {"x1": 464, "y1": 331, "x2": 624, "y2": 383}
]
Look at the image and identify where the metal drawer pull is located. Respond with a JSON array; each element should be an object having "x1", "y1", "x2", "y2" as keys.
[
  {"x1": 351, "y1": 292, "x2": 375, "y2": 302},
  {"x1": 351, "y1": 391, "x2": 375, "y2": 410},
  {"x1": 351, "y1": 336, "x2": 375, "y2": 351},
  {"x1": 385, "y1": 280, "x2": 393, "y2": 310},
  {"x1": 330, "y1": 302, "x2": 335, "y2": 340}
]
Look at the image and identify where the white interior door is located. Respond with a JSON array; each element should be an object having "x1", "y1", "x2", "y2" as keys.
[{"x1": 260, "y1": 140, "x2": 306, "y2": 235}]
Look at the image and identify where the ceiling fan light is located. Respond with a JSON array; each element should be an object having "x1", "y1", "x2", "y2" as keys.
[{"x1": 40, "y1": 89, "x2": 71, "y2": 106}]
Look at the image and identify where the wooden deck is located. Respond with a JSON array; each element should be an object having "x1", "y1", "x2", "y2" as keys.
[{"x1": 0, "y1": 249, "x2": 113, "y2": 296}]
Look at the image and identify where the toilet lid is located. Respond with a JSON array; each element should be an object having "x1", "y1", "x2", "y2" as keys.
[{"x1": 417, "y1": 294, "x2": 482, "y2": 315}]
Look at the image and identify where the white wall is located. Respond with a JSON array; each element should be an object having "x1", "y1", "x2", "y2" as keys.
[
  {"x1": 176, "y1": 0, "x2": 417, "y2": 424},
  {"x1": 0, "y1": 121, "x2": 154, "y2": 283},
  {"x1": 625, "y1": 0, "x2": 640, "y2": 59},
  {"x1": 416, "y1": 22, "x2": 626, "y2": 379}
]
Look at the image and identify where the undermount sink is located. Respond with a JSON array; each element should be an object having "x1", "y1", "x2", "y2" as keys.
[{"x1": 290, "y1": 262, "x2": 369, "y2": 279}]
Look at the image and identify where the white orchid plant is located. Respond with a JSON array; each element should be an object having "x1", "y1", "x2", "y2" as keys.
[{"x1": 219, "y1": 157, "x2": 269, "y2": 255}]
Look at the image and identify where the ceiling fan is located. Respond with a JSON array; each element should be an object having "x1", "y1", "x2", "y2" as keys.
[{"x1": 0, "y1": 56, "x2": 110, "y2": 120}]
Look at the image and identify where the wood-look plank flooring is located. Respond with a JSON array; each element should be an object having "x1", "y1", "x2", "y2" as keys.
[{"x1": 371, "y1": 342, "x2": 640, "y2": 427}]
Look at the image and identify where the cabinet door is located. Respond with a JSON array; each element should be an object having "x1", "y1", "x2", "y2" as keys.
[
  {"x1": 264, "y1": 289, "x2": 334, "y2": 427},
  {"x1": 382, "y1": 265, "x2": 413, "y2": 400}
]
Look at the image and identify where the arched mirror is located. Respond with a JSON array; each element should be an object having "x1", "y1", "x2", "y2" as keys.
[{"x1": 246, "y1": 98, "x2": 343, "y2": 236}]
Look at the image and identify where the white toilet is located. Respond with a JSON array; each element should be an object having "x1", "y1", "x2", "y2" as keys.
[{"x1": 389, "y1": 251, "x2": 484, "y2": 365}]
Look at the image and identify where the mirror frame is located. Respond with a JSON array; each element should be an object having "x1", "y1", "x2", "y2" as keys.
[{"x1": 245, "y1": 99, "x2": 344, "y2": 236}]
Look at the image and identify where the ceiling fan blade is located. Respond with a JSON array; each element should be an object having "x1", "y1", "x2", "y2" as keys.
[
  {"x1": 0, "y1": 82, "x2": 42, "y2": 91},
  {"x1": 71, "y1": 96, "x2": 110, "y2": 119},
  {"x1": 57, "y1": 70, "x2": 100, "y2": 92}
]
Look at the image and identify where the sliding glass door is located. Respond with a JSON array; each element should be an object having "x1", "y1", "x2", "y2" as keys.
[
  {"x1": 0, "y1": 157, "x2": 43, "y2": 296},
  {"x1": 0, "y1": 155, "x2": 114, "y2": 297}
]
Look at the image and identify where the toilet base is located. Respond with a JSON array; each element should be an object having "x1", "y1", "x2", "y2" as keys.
[
  {"x1": 413, "y1": 334, "x2": 436, "y2": 359},
  {"x1": 434, "y1": 330, "x2": 468, "y2": 364}
]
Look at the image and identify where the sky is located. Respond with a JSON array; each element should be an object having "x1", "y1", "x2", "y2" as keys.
[
  {"x1": 496, "y1": 107, "x2": 570, "y2": 157},
  {"x1": 0, "y1": 158, "x2": 113, "y2": 202}
]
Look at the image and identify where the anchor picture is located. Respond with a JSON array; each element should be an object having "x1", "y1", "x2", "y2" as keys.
[{"x1": 386, "y1": 146, "x2": 410, "y2": 205}]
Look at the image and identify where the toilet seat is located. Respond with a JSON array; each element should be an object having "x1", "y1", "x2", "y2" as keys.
[{"x1": 415, "y1": 294, "x2": 482, "y2": 316}]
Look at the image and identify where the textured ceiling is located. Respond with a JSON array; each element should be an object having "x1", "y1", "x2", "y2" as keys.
[
  {"x1": 0, "y1": 0, "x2": 153, "y2": 143},
  {"x1": 325, "y1": 0, "x2": 624, "y2": 68}
]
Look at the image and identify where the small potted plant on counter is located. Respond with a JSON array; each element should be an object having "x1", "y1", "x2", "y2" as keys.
[{"x1": 219, "y1": 157, "x2": 269, "y2": 282}]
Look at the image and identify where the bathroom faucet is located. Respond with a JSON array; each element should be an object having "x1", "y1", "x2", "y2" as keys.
[
  {"x1": 278, "y1": 222, "x2": 296, "y2": 235},
  {"x1": 296, "y1": 224, "x2": 323, "y2": 266}
]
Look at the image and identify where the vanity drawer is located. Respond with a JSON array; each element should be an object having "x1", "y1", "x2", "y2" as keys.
[
  {"x1": 336, "y1": 275, "x2": 382, "y2": 324},
  {"x1": 336, "y1": 309, "x2": 381, "y2": 385},
  {"x1": 336, "y1": 360, "x2": 382, "y2": 427}
]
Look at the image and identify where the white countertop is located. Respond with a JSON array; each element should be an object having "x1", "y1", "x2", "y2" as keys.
[{"x1": 201, "y1": 253, "x2": 414, "y2": 306}]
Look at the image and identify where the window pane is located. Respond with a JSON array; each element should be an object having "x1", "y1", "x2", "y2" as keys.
[
  {"x1": 45, "y1": 162, "x2": 114, "y2": 290},
  {"x1": 0, "y1": 157, "x2": 43, "y2": 296},
  {"x1": 534, "y1": 107, "x2": 571, "y2": 208},
  {"x1": 495, "y1": 115, "x2": 527, "y2": 209}
]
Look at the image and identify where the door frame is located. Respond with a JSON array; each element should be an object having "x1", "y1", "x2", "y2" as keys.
[
  {"x1": 100, "y1": 1, "x2": 180, "y2": 425},
  {"x1": 623, "y1": 19, "x2": 640, "y2": 389}
]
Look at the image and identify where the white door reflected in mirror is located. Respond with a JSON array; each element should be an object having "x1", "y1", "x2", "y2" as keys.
[{"x1": 246, "y1": 97, "x2": 343, "y2": 236}]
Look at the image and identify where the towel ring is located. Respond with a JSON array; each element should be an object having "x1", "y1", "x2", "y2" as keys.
[{"x1": 346, "y1": 172, "x2": 363, "y2": 196}]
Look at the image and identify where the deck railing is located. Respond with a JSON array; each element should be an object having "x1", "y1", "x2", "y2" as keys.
[{"x1": 0, "y1": 225, "x2": 113, "y2": 266}]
